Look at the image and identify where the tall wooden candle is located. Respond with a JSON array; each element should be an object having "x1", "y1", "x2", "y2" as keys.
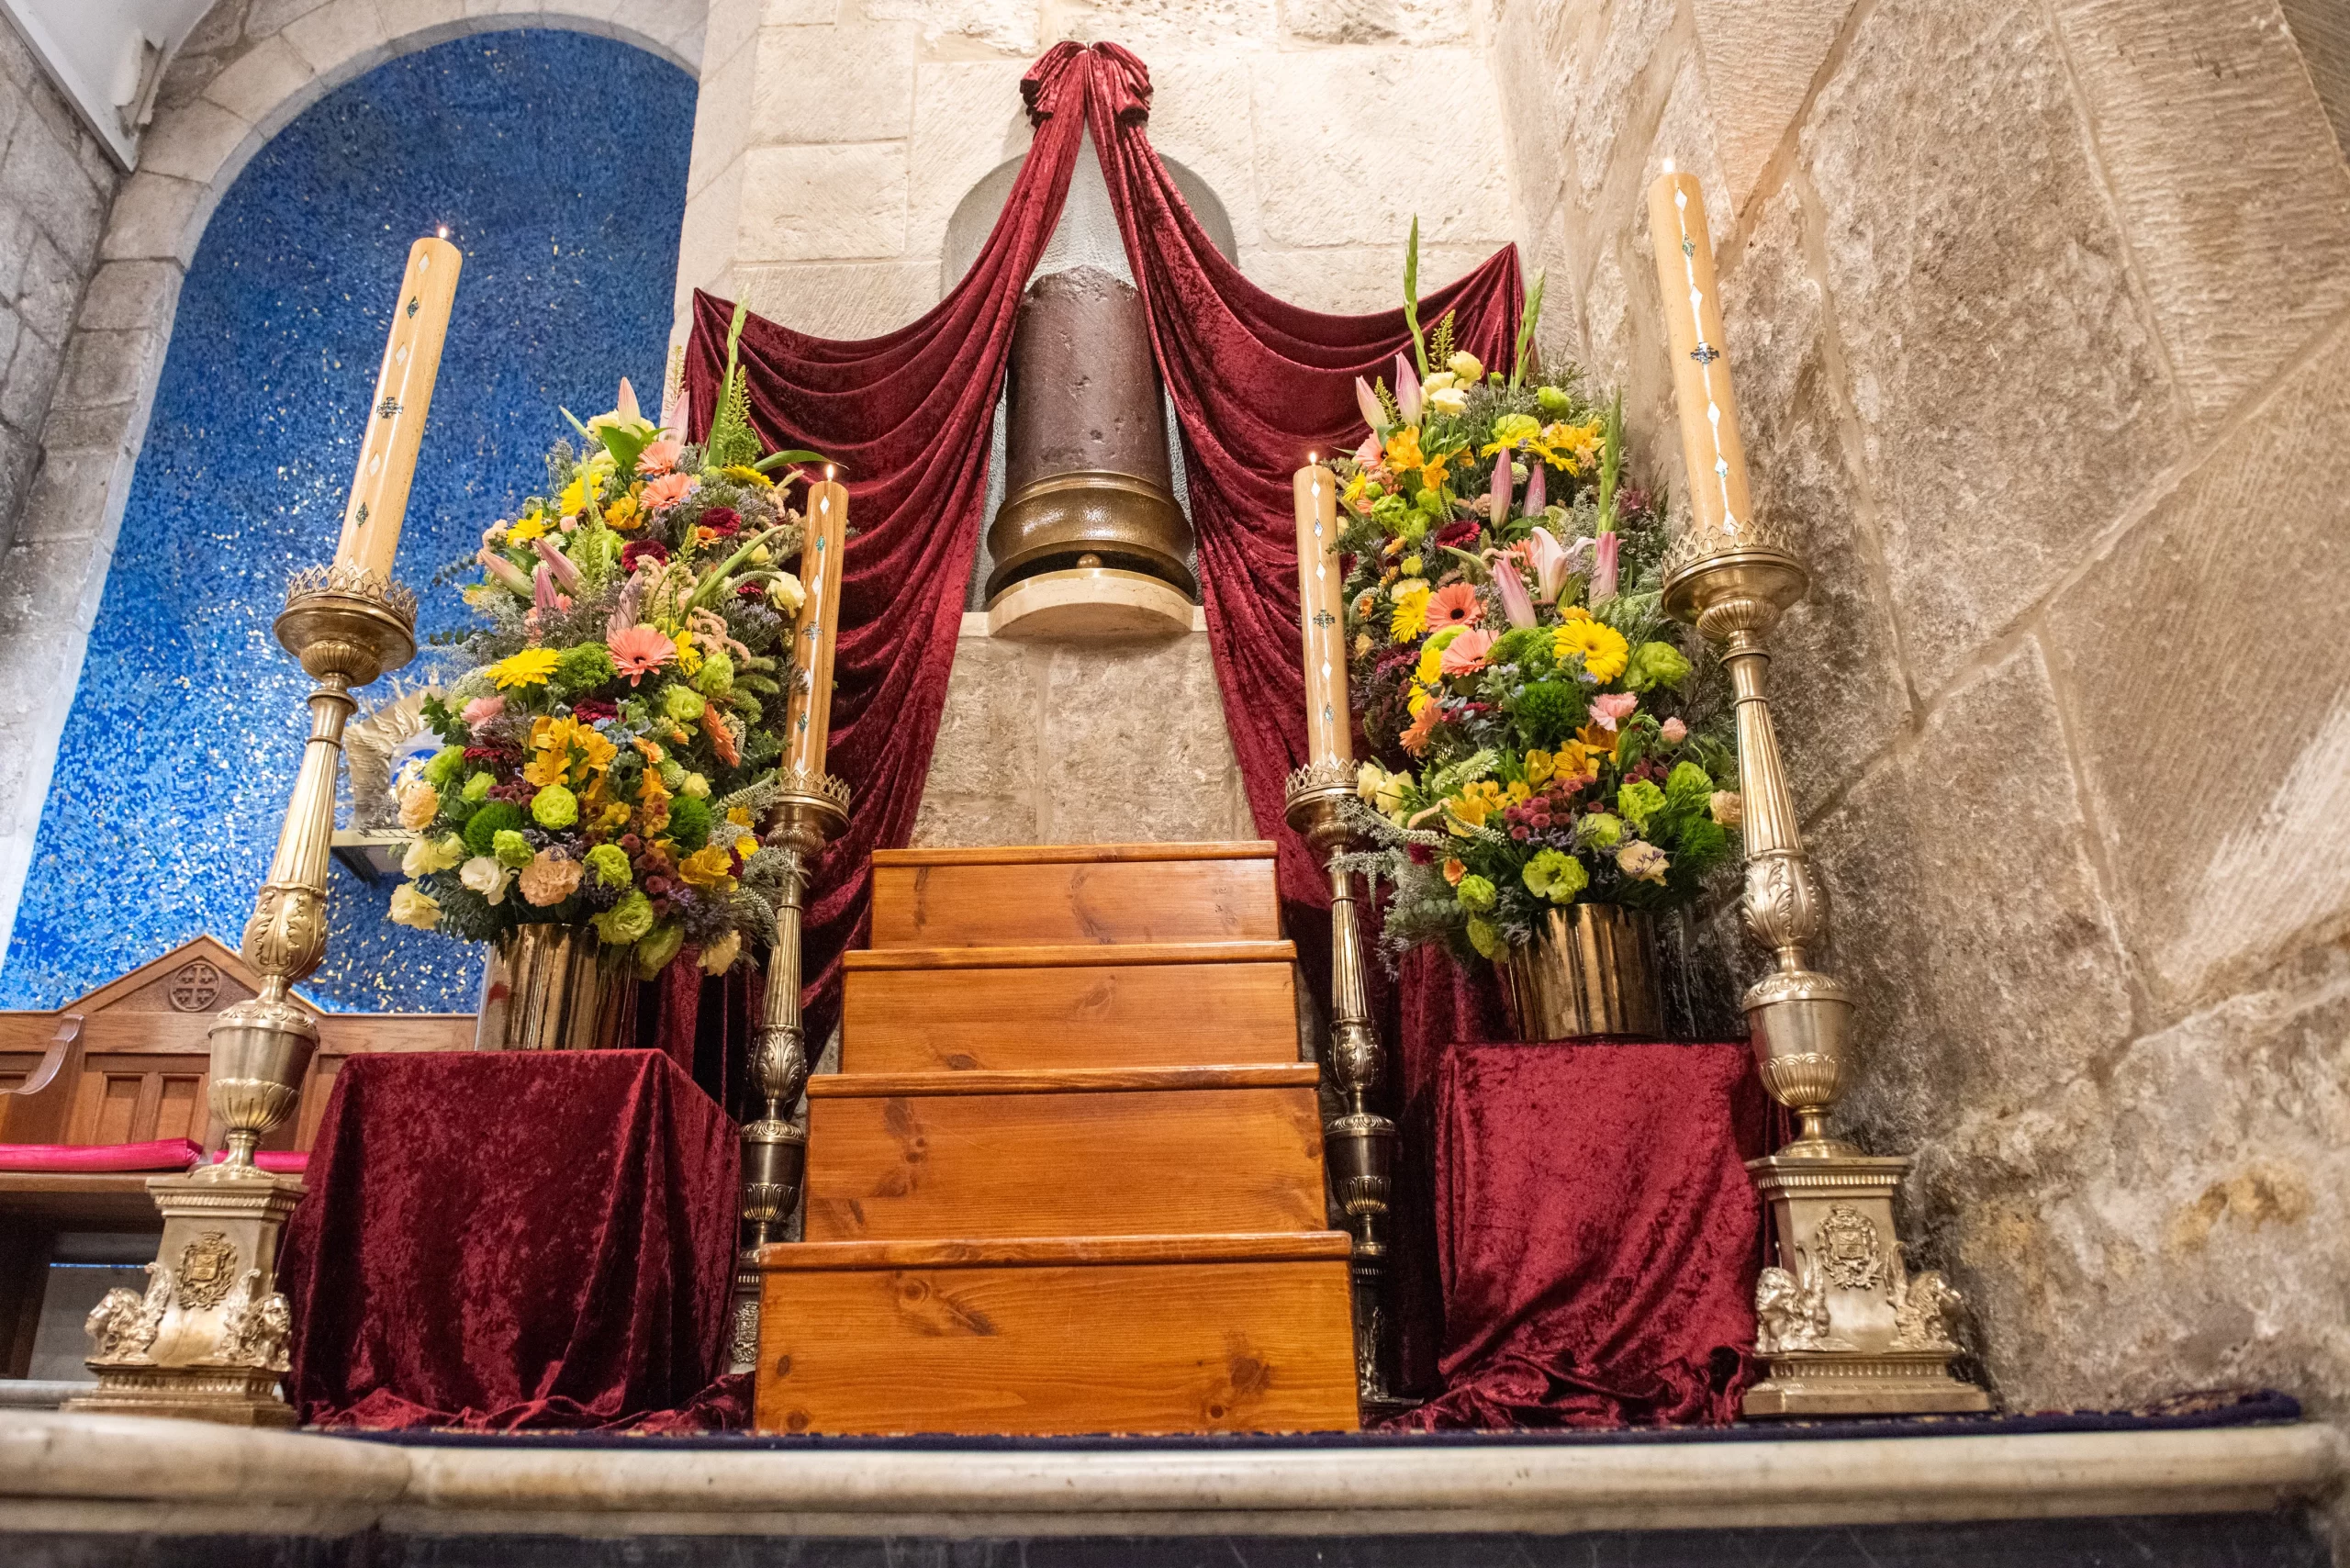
[
  {"x1": 332, "y1": 235, "x2": 462, "y2": 581},
  {"x1": 1292, "y1": 458, "x2": 1352, "y2": 766},
  {"x1": 1643, "y1": 167, "x2": 1754, "y2": 548},
  {"x1": 784, "y1": 470, "x2": 848, "y2": 778}
]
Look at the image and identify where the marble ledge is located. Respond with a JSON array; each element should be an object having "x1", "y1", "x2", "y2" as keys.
[{"x1": 0, "y1": 1411, "x2": 2342, "y2": 1539}]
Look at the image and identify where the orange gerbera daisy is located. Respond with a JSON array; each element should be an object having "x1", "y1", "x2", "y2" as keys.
[
  {"x1": 1402, "y1": 694, "x2": 1443, "y2": 756},
  {"x1": 1426, "y1": 582, "x2": 1482, "y2": 629}
]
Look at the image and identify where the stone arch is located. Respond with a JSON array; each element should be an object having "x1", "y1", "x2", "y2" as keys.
[
  {"x1": 0, "y1": 0, "x2": 704, "y2": 953},
  {"x1": 939, "y1": 146, "x2": 1237, "y2": 291}
]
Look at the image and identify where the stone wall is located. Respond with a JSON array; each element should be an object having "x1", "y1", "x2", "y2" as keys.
[
  {"x1": 0, "y1": 17, "x2": 123, "y2": 944},
  {"x1": 676, "y1": 0, "x2": 1517, "y2": 847},
  {"x1": 1483, "y1": 0, "x2": 2350, "y2": 1446}
]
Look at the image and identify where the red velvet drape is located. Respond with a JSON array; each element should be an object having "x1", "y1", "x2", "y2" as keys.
[{"x1": 680, "y1": 44, "x2": 1099, "y2": 1058}]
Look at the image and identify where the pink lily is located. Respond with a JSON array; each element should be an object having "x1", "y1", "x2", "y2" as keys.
[
  {"x1": 1524, "y1": 526, "x2": 1572, "y2": 605},
  {"x1": 1355, "y1": 375, "x2": 1386, "y2": 433},
  {"x1": 1591, "y1": 692, "x2": 1639, "y2": 731},
  {"x1": 1356, "y1": 433, "x2": 1381, "y2": 465},
  {"x1": 532, "y1": 562, "x2": 560, "y2": 611},
  {"x1": 532, "y1": 535, "x2": 581, "y2": 593},
  {"x1": 1487, "y1": 454, "x2": 1513, "y2": 524},
  {"x1": 1592, "y1": 532, "x2": 1621, "y2": 603},
  {"x1": 476, "y1": 548, "x2": 532, "y2": 597},
  {"x1": 1393, "y1": 353, "x2": 1422, "y2": 426},
  {"x1": 1492, "y1": 559, "x2": 1539, "y2": 629},
  {"x1": 1524, "y1": 461, "x2": 1546, "y2": 516}
]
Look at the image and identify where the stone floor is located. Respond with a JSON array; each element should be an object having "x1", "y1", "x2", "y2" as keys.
[
  {"x1": 0, "y1": 1515, "x2": 2334, "y2": 1567},
  {"x1": 1, "y1": 1411, "x2": 2341, "y2": 1563}
]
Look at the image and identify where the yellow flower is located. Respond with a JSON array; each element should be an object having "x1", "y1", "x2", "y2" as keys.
[
  {"x1": 1531, "y1": 420, "x2": 1604, "y2": 473},
  {"x1": 1445, "y1": 779, "x2": 1508, "y2": 835},
  {"x1": 722, "y1": 464, "x2": 775, "y2": 489},
  {"x1": 489, "y1": 648, "x2": 562, "y2": 689},
  {"x1": 677, "y1": 844, "x2": 735, "y2": 890},
  {"x1": 1383, "y1": 426, "x2": 1426, "y2": 473},
  {"x1": 1554, "y1": 618, "x2": 1630, "y2": 683},
  {"x1": 1390, "y1": 582, "x2": 1431, "y2": 642},
  {"x1": 605, "y1": 493, "x2": 641, "y2": 531},
  {"x1": 507, "y1": 514, "x2": 549, "y2": 545},
  {"x1": 525, "y1": 714, "x2": 617, "y2": 787},
  {"x1": 673, "y1": 629, "x2": 702, "y2": 675},
  {"x1": 726, "y1": 806, "x2": 754, "y2": 828},
  {"x1": 1415, "y1": 641, "x2": 1445, "y2": 685},
  {"x1": 1555, "y1": 740, "x2": 1601, "y2": 781},
  {"x1": 1524, "y1": 749, "x2": 1555, "y2": 789},
  {"x1": 558, "y1": 476, "x2": 588, "y2": 516},
  {"x1": 1406, "y1": 686, "x2": 1432, "y2": 717}
]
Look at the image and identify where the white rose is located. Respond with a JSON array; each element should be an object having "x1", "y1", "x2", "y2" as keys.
[
  {"x1": 460, "y1": 855, "x2": 513, "y2": 906},
  {"x1": 1418, "y1": 371, "x2": 1458, "y2": 397},
  {"x1": 1709, "y1": 790, "x2": 1744, "y2": 827},
  {"x1": 1449, "y1": 352, "x2": 1484, "y2": 384},
  {"x1": 397, "y1": 781, "x2": 440, "y2": 832},
  {"x1": 388, "y1": 882, "x2": 442, "y2": 931},
  {"x1": 768, "y1": 572, "x2": 807, "y2": 615},
  {"x1": 1427, "y1": 387, "x2": 1470, "y2": 417}
]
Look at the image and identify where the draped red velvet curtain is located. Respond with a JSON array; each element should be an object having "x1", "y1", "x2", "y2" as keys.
[{"x1": 681, "y1": 46, "x2": 1096, "y2": 1052}]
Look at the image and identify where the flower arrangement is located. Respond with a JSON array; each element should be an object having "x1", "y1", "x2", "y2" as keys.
[
  {"x1": 386, "y1": 311, "x2": 832, "y2": 981},
  {"x1": 1338, "y1": 230, "x2": 1740, "y2": 966}
]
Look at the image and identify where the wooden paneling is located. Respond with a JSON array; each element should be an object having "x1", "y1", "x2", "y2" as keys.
[
  {"x1": 869, "y1": 851, "x2": 1281, "y2": 950},
  {"x1": 66, "y1": 1055, "x2": 209, "y2": 1147},
  {"x1": 806, "y1": 1065, "x2": 1318, "y2": 1097},
  {"x1": 757, "y1": 1249, "x2": 1358, "y2": 1435},
  {"x1": 844, "y1": 954, "x2": 1298, "y2": 1072},
  {"x1": 805, "y1": 1082, "x2": 1326, "y2": 1242}
]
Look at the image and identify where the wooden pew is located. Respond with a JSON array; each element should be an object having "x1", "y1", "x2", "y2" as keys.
[{"x1": 0, "y1": 935, "x2": 476, "y2": 1376}]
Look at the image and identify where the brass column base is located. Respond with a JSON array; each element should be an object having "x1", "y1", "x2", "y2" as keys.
[
  {"x1": 66, "y1": 1170, "x2": 306, "y2": 1428},
  {"x1": 1740, "y1": 1152, "x2": 1989, "y2": 1419}
]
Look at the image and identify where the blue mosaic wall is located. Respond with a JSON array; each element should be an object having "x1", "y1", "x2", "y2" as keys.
[{"x1": 0, "y1": 29, "x2": 695, "y2": 1012}]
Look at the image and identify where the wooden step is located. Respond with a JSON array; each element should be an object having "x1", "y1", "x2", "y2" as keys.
[
  {"x1": 802, "y1": 1067, "x2": 1326, "y2": 1242},
  {"x1": 867, "y1": 843, "x2": 1281, "y2": 949},
  {"x1": 755, "y1": 1234, "x2": 1359, "y2": 1435},
  {"x1": 842, "y1": 941, "x2": 1300, "y2": 1071}
]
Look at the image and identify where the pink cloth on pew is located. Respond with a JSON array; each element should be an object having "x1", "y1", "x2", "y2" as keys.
[
  {"x1": 0, "y1": 1138, "x2": 200, "y2": 1172},
  {"x1": 211, "y1": 1149, "x2": 309, "y2": 1174}
]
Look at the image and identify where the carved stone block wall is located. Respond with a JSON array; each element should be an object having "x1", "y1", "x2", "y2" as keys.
[{"x1": 1483, "y1": 0, "x2": 2350, "y2": 1490}]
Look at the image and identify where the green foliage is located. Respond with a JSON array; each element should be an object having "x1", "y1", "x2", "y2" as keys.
[
  {"x1": 462, "y1": 801, "x2": 524, "y2": 857},
  {"x1": 554, "y1": 642, "x2": 616, "y2": 699},
  {"x1": 704, "y1": 303, "x2": 764, "y2": 472},
  {"x1": 1624, "y1": 639, "x2": 1692, "y2": 693},
  {"x1": 1512, "y1": 681, "x2": 1581, "y2": 746},
  {"x1": 1616, "y1": 779, "x2": 1666, "y2": 833},
  {"x1": 666, "y1": 794, "x2": 712, "y2": 851}
]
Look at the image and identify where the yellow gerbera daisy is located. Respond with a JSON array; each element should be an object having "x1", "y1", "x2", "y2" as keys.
[
  {"x1": 1390, "y1": 582, "x2": 1431, "y2": 642},
  {"x1": 1554, "y1": 618, "x2": 1630, "y2": 683},
  {"x1": 507, "y1": 514, "x2": 549, "y2": 544},
  {"x1": 489, "y1": 647, "x2": 561, "y2": 689}
]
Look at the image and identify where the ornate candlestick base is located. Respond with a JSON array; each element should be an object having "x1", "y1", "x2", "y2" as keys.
[
  {"x1": 1285, "y1": 758, "x2": 1415, "y2": 1423},
  {"x1": 1662, "y1": 540, "x2": 1988, "y2": 1419},
  {"x1": 70, "y1": 564, "x2": 417, "y2": 1426},
  {"x1": 64, "y1": 1177, "x2": 305, "y2": 1426},
  {"x1": 729, "y1": 769, "x2": 851, "y2": 1376}
]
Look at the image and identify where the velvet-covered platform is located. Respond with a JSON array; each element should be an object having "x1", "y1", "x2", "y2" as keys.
[{"x1": 0, "y1": 1407, "x2": 2339, "y2": 1564}]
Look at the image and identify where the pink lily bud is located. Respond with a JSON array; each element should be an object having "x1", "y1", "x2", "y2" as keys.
[
  {"x1": 1487, "y1": 454, "x2": 1513, "y2": 524},
  {"x1": 1493, "y1": 560, "x2": 1539, "y2": 629},
  {"x1": 477, "y1": 548, "x2": 533, "y2": 597},
  {"x1": 1593, "y1": 532, "x2": 1621, "y2": 603},
  {"x1": 1355, "y1": 375, "x2": 1386, "y2": 433},
  {"x1": 532, "y1": 561, "x2": 559, "y2": 611},
  {"x1": 532, "y1": 535, "x2": 582, "y2": 592},
  {"x1": 1524, "y1": 461, "x2": 1546, "y2": 516},
  {"x1": 1394, "y1": 353, "x2": 1423, "y2": 426}
]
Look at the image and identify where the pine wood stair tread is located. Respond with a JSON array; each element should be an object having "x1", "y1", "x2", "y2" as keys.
[
  {"x1": 759, "y1": 1231, "x2": 1353, "y2": 1269},
  {"x1": 869, "y1": 842, "x2": 1275, "y2": 866},
  {"x1": 868, "y1": 846, "x2": 1281, "y2": 949},
  {"x1": 844, "y1": 939, "x2": 1295, "y2": 970},
  {"x1": 805, "y1": 1064, "x2": 1318, "y2": 1097}
]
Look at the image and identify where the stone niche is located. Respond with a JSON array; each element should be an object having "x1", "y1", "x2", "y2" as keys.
[{"x1": 915, "y1": 136, "x2": 1253, "y2": 849}]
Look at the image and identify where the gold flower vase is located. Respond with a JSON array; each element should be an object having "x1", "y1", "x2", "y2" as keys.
[
  {"x1": 1496, "y1": 905, "x2": 1664, "y2": 1040},
  {"x1": 475, "y1": 924, "x2": 632, "y2": 1052}
]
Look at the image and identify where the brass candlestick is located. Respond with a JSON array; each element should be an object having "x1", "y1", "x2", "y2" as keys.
[
  {"x1": 71, "y1": 562, "x2": 417, "y2": 1427},
  {"x1": 1662, "y1": 531, "x2": 1987, "y2": 1417},
  {"x1": 1285, "y1": 759, "x2": 1412, "y2": 1422},
  {"x1": 728, "y1": 768, "x2": 850, "y2": 1375}
]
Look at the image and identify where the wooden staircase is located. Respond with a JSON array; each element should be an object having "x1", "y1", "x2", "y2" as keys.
[{"x1": 754, "y1": 842, "x2": 1361, "y2": 1435}]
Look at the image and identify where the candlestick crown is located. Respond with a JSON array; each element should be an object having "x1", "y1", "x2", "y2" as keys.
[{"x1": 275, "y1": 563, "x2": 419, "y2": 687}]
